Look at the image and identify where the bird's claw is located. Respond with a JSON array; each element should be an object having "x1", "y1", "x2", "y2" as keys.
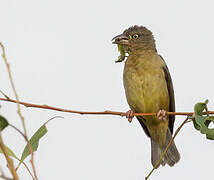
[
  {"x1": 157, "y1": 110, "x2": 167, "y2": 121},
  {"x1": 126, "y1": 110, "x2": 134, "y2": 123}
]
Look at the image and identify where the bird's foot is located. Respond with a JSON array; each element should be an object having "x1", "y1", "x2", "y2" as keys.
[
  {"x1": 126, "y1": 110, "x2": 134, "y2": 123},
  {"x1": 157, "y1": 110, "x2": 167, "y2": 121}
]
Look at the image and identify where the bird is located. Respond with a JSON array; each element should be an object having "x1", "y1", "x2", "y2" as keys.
[{"x1": 112, "y1": 25, "x2": 180, "y2": 168}]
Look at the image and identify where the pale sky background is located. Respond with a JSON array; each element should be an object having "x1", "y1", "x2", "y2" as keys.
[{"x1": 0, "y1": 0, "x2": 214, "y2": 179}]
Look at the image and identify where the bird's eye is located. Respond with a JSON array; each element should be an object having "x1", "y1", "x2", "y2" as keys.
[{"x1": 133, "y1": 34, "x2": 139, "y2": 39}]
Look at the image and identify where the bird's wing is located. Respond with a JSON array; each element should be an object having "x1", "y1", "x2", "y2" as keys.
[
  {"x1": 159, "y1": 55, "x2": 175, "y2": 134},
  {"x1": 137, "y1": 116, "x2": 151, "y2": 137}
]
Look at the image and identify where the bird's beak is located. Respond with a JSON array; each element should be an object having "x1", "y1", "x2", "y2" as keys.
[{"x1": 112, "y1": 34, "x2": 129, "y2": 45}]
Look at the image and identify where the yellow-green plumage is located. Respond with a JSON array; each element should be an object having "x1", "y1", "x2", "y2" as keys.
[
  {"x1": 124, "y1": 52, "x2": 169, "y2": 147},
  {"x1": 112, "y1": 25, "x2": 180, "y2": 167}
]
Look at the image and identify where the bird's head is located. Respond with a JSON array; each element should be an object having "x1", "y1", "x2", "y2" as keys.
[{"x1": 112, "y1": 25, "x2": 156, "y2": 54}]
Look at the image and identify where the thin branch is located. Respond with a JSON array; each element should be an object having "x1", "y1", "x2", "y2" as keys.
[
  {"x1": 8, "y1": 124, "x2": 36, "y2": 179},
  {"x1": 0, "y1": 131, "x2": 19, "y2": 180},
  {"x1": 0, "y1": 42, "x2": 38, "y2": 180},
  {"x1": 0, "y1": 90, "x2": 10, "y2": 100},
  {"x1": 17, "y1": 162, "x2": 34, "y2": 180},
  {"x1": 145, "y1": 116, "x2": 190, "y2": 180},
  {"x1": 9, "y1": 124, "x2": 27, "y2": 141},
  {"x1": 0, "y1": 126, "x2": 34, "y2": 179},
  {"x1": 0, "y1": 97, "x2": 214, "y2": 117}
]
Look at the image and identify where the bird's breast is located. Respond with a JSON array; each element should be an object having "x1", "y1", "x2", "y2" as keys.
[{"x1": 123, "y1": 54, "x2": 169, "y2": 120}]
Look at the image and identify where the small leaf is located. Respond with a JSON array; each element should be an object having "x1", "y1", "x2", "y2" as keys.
[
  {"x1": 206, "y1": 129, "x2": 214, "y2": 140},
  {"x1": 194, "y1": 99, "x2": 208, "y2": 116},
  {"x1": 20, "y1": 125, "x2": 47, "y2": 162},
  {"x1": 16, "y1": 116, "x2": 63, "y2": 170},
  {"x1": 204, "y1": 116, "x2": 214, "y2": 140},
  {"x1": 193, "y1": 117, "x2": 201, "y2": 131},
  {"x1": 193, "y1": 100, "x2": 214, "y2": 140},
  {"x1": 194, "y1": 115, "x2": 207, "y2": 134},
  {"x1": 115, "y1": 44, "x2": 126, "y2": 63},
  {"x1": 0, "y1": 145, "x2": 19, "y2": 160},
  {"x1": 0, "y1": 115, "x2": 9, "y2": 131}
]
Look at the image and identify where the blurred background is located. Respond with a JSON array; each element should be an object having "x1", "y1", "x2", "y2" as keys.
[{"x1": 0, "y1": 0, "x2": 214, "y2": 179}]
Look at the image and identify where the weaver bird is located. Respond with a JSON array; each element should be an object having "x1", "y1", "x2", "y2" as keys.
[{"x1": 112, "y1": 25, "x2": 180, "y2": 167}]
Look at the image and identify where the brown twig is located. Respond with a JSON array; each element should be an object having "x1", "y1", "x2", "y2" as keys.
[
  {"x1": 0, "y1": 97, "x2": 214, "y2": 117},
  {"x1": 0, "y1": 90, "x2": 10, "y2": 100},
  {"x1": 0, "y1": 42, "x2": 38, "y2": 180},
  {"x1": 0, "y1": 154, "x2": 33, "y2": 180},
  {"x1": 145, "y1": 116, "x2": 190, "y2": 180},
  {"x1": 0, "y1": 131, "x2": 19, "y2": 180},
  {"x1": 18, "y1": 162, "x2": 34, "y2": 180}
]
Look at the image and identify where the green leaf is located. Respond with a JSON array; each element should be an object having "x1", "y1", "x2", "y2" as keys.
[
  {"x1": 192, "y1": 100, "x2": 214, "y2": 140},
  {"x1": 115, "y1": 44, "x2": 126, "y2": 63},
  {"x1": 194, "y1": 99, "x2": 208, "y2": 116},
  {"x1": 20, "y1": 125, "x2": 47, "y2": 162},
  {"x1": 16, "y1": 116, "x2": 63, "y2": 170},
  {"x1": 0, "y1": 115, "x2": 9, "y2": 131},
  {"x1": 0, "y1": 145, "x2": 19, "y2": 160},
  {"x1": 193, "y1": 117, "x2": 201, "y2": 131}
]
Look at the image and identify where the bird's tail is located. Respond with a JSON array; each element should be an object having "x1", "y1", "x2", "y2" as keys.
[{"x1": 151, "y1": 128, "x2": 180, "y2": 168}]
